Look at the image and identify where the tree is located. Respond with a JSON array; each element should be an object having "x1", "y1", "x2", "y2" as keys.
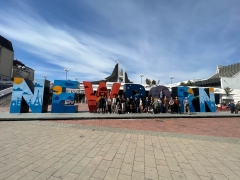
[
  {"x1": 179, "y1": 80, "x2": 195, "y2": 86},
  {"x1": 145, "y1": 78, "x2": 151, "y2": 85},
  {"x1": 224, "y1": 87, "x2": 233, "y2": 96},
  {"x1": 152, "y1": 79, "x2": 156, "y2": 85}
]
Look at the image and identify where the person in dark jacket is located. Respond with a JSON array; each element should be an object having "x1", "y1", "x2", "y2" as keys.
[
  {"x1": 228, "y1": 101, "x2": 235, "y2": 114},
  {"x1": 135, "y1": 97, "x2": 140, "y2": 113}
]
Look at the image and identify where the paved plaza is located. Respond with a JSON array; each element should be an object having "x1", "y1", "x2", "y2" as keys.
[{"x1": 0, "y1": 119, "x2": 240, "y2": 180}]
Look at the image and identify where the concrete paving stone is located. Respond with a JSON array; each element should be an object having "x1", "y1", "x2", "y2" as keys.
[
  {"x1": 104, "y1": 167, "x2": 120, "y2": 180},
  {"x1": 47, "y1": 176, "x2": 61, "y2": 180},
  {"x1": 194, "y1": 154, "x2": 214, "y2": 167},
  {"x1": 164, "y1": 152, "x2": 175, "y2": 158},
  {"x1": 71, "y1": 152, "x2": 85, "y2": 162},
  {"x1": 90, "y1": 155, "x2": 104, "y2": 165},
  {"x1": 97, "y1": 160, "x2": 112, "y2": 171},
  {"x1": 134, "y1": 156, "x2": 144, "y2": 162},
  {"x1": 155, "y1": 159, "x2": 167, "y2": 166},
  {"x1": 188, "y1": 160, "x2": 211, "y2": 177},
  {"x1": 0, "y1": 160, "x2": 23, "y2": 174},
  {"x1": 86, "y1": 148, "x2": 101, "y2": 158},
  {"x1": 104, "y1": 151, "x2": 117, "y2": 161},
  {"x1": 115, "y1": 153, "x2": 125, "y2": 159},
  {"x1": 5, "y1": 163, "x2": 40, "y2": 180},
  {"x1": 117, "y1": 173, "x2": 131, "y2": 180},
  {"x1": 218, "y1": 158, "x2": 240, "y2": 171},
  {"x1": 199, "y1": 176, "x2": 214, "y2": 180},
  {"x1": 165, "y1": 157, "x2": 182, "y2": 172},
  {"x1": 210, "y1": 173, "x2": 228, "y2": 180},
  {"x1": 59, "y1": 153, "x2": 75, "y2": 163},
  {"x1": 145, "y1": 166, "x2": 158, "y2": 180},
  {"x1": 52, "y1": 160, "x2": 78, "y2": 178},
  {"x1": 19, "y1": 171, "x2": 40, "y2": 180},
  {"x1": 178, "y1": 162, "x2": 193, "y2": 170},
  {"x1": 0, "y1": 166, "x2": 22, "y2": 180},
  {"x1": 90, "y1": 177, "x2": 101, "y2": 180},
  {"x1": 157, "y1": 165, "x2": 172, "y2": 178},
  {"x1": 182, "y1": 168, "x2": 201, "y2": 180},
  {"x1": 133, "y1": 160, "x2": 144, "y2": 173},
  {"x1": 171, "y1": 171, "x2": 187, "y2": 180},
  {"x1": 77, "y1": 156, "x2": 92, "y2": 166},
  {"x1": 75, "y1": 163, "x2": 98, "y2": 180},
  {"x1": 173, "y1": 151, "x2": 189, "y2": 164},
  {"x1": 214, "y1": 163, "x2": 240, "y2": 179},
  {"x1": 205, "y1": 166, "x2": 222, "y2": 174},
  {"x1": 123, "y1": 153, "x2": 135, "y2": 164},
  {"x1": 207, "y1": 158, "x2": 222, "y2": 164},
  {"x1": 110, "y1": 158, "x2": 123, "y2": 169},
  {"x1": 92, "y1": 169, "x2": 107, "y2": 179},
  {"x1": 158, "y1": 176, "x2": 173, "y2": 180},
  {"x1": 97, "y1": 150, "x2": 108, "y2": 157},
  {"x1": 233, "y1": 170, "x2": 240, "y2": 176},
  {"x1": 33, "y1": 174, "x2": 50, "y2": 180},
  {"x1": 42, "y1": 151, "x2": 59, "y2": 160},
  {"x1": 120, "y1": 163, "x2": 133, "y2": 176},
  {"x1": 131, "y1": 171, "x2": 145, "y2": 180},
  {"x1": 61, "y1": 172, "x2": 79, "y2": 180},
  {"x1": 70, "y1": 165, "x2": 85, "y2": 174},
  {"x1": 34, "y1": 157, "x2": 61, "y2": 173}
]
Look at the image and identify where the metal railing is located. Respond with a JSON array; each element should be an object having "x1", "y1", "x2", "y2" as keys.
[{"x1": 0, "y1": 87, "x2": 13, "y2": 97}]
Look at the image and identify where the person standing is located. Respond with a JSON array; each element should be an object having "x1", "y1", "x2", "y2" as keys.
[
  {"x1": 228, "y1": 101, "x2": 235, "y2": 114},
  {"x1": 144, "y1": 97, "x2": 150, "y2": 113},
  {"x1": 121, "y1": 95, "x2": 126, "y2": 114},
  {"x1": 169, "y1": 97, "x2": 175, "y2": 114},
  {"x1": 139, "y1": 97, "x2": 144, "y2": 113},
  {"x1": 112, "y1": 95, "x2": 117, "y2": 113},
  {"x1": 153, "y1": 98, "x2": 158, "y2": 114},
  {"x1": 157, "y1": 98, "x2": 162, "y2": 113},
  {"x1": 126, "y1": 98, "x2": 130, "y2": 113},
  {"x1": 163, "y1": 96, "x2": 168, "y2": 113},
  {"x1": 106, "y1": 96, "x2": 112, "y2": 114},
  {"x1": 235, "y1": 101, "x2": 240, "y2": 114},
  {"x1": 174, "y1": 96, "x2": 181, "y2": 114},
  {"x1": 135, "y1": 97, "x2": 140, "y2": 113},
  {"x1": 183, "y1": 97, "x2": 190, "y2": 115}
]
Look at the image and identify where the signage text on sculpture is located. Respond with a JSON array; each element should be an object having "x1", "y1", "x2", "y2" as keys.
[{"x1": 10, "y1": 78, "x2": 216, "y2": 113}]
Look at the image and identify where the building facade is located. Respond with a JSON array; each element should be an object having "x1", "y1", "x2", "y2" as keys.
[{"x1": 0, "y1": 35, "x2": 14, "y2": 81}]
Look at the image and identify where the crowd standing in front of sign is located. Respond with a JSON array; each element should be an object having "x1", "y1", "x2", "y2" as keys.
[{"x1": 95, "y1": 94, "x2": 191, "y2": 115}]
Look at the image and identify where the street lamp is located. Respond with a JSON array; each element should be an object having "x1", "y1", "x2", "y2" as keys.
[
  {"x1": 43, "y1": 75, "x2": 47, "y2": 79},
  {"x1": 64, "y1": 68, "x2": 70, "y2": 80},
  {"x1": 170, "y1": 76, "x2": 174, "y2": 85},
  {"x1": 140, "y1": 74, "x2": 144, "y2": 84}
]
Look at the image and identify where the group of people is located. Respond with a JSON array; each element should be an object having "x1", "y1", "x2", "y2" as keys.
[
  {"x1": 96, "y1": 92, "x2": 191, "y2": 115},
  {"x1": 228, "y1": 101, "x2": 240, "y2": 114}
]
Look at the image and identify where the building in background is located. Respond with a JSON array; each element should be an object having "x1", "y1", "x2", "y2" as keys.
[
  {"x1": 0, "y1": 35, "x2": 34, "y2": 92},
  {"x1": 0, "y1": 35, "x2": 14, "y2": 81},
  {"x1": 12, "y1": 60, "x2": 34, "y2": 81}
]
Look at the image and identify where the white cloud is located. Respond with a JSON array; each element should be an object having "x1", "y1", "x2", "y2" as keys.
[{"x1": 0, "y1": 1, "x2": 239, "y2": 84}]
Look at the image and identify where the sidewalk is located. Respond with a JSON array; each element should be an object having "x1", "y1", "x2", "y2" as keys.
[
  {"x1": 0, "y1": 104, "x2": 240, "y2": 121},
  {"x1": 0, "y1": 120, "x2": 239, "y2": 180}
]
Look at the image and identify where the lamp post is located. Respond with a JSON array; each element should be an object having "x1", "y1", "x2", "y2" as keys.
[
  {"x1": 170, "y1": 76, "x2": 174, "y2": 86},
  {"x1": 64, "y1": 68, "x2": 70, "y2": 80},
  {"x1": 140, "y1": 74, "x2": 144, "y2": 84},
  {"x1": 43, "y1": 75, "x2": 47, "y2": 80}
]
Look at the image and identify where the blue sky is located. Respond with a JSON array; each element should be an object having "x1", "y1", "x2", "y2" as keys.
[{"x1": 0, "y1": 0, "x2": 239, "y2": 84}]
